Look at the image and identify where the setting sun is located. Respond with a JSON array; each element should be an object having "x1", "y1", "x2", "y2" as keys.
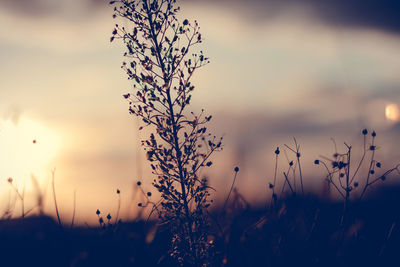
[
  {"x1": 385, "y1": 103, "x2": 400, "y2": 122},
  {"x1": 0, "y1": 117, "x2": 60, "y2": 187}
]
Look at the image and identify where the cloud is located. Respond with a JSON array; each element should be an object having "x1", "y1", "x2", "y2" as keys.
[
  {"x1": 0, "y1": 0, "x2": 55, "y2": 16},
  {"x1": 184, "y1": 0, "x2": 400, "y2": 35},
  {"x1": 300, "y1": 0, "x2": 400, "y2": 34},
  {"x1": 3, "y1": 0, "x2": 400, "y2": 35},
  {"x1": 0, "y1": 0, "x2": 108, "y2": 18}
]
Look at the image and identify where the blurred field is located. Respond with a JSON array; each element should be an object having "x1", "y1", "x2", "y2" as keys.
[{"x1": 1, "y1": 184, "x2": 399, "y2": 267}]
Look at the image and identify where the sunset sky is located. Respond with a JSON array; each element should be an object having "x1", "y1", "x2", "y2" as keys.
[{"x1": 1, "y1": 0, "x2": 400, "y2": 224}]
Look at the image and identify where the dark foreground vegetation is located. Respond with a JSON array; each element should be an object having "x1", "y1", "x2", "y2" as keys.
[{"x1": 1, "y1": 185, "x2": 400, "y2": 267}]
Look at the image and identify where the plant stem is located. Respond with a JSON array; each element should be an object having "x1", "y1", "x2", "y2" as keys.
[
  {"x1": 71, "y1": 190, "x2": 76, "y2": 228},
  {"x1": 223, "y1": 170, "x2": 238, "y2": 211},
  {"x1": 143, "y1": 0, "x2": 196, "y2": 259},
  {"x1": 52, "y1": 169, "x2": 62, "y2": 227}
]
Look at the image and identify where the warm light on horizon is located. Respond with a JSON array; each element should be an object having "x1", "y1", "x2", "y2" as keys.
[
  {"x1": 0, "y1": 117, "x2": 61, "y2": 189},
  {"x1": 385, "y1": 103, "x2": 400, "y2": 122}
]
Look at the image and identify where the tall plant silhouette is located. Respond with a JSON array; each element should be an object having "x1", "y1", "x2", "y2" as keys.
[{"x1": 110, "y1": 0, "x2": 222, "y2": 265}]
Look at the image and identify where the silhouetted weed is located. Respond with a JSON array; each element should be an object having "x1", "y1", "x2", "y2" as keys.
[{"x1": 110, "y1": 0, "x2": 221, "y2": 265}]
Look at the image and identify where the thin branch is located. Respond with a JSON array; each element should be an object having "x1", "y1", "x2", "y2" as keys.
[{"x1": 52, "y1": 169, "x2": 62, "y2": 227}]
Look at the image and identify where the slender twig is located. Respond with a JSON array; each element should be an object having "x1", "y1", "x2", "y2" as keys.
[
  {"x1": 272, "y1": 152, "x2": 279, "y2": 199},
  {"x1": 51, "y1": 169, "x2": 62, "y2": 227},
  {"x1": 223, "y1": 169, "x2": 239, "y2": 211},
  {"x1": 283, "y1": 148, "x2": 296, "y2": 192},
  {"x1": 71, "y1": 190, "x2": 76, "y2": 228},
  {"x1": 359, "y1": 139, "x2": 376, "y2": 200},
  {"x1": 320, "y1": 161, "x2": 345, "y2": 199},
  {"x1": 379, "y1": 222, "x2": 396, "y2": 257},
  {"x1": 145, "y1": 200, "x2": 162, "y2": 224},
  {"x1": 294, "y1": 138, "x2": 304, "y2": 195},
  {"x1": 8, "y1": 179, "x2": 25, "y2": 218},
  {"x1": 283, "y1": 172, "x2": 294, "y2": 194},
  {"x1": 115, "y1": 190, "x2": 121, "y2": 225},
  {"x1": 285, "y1": 138, "x2": 304, "y2": 194},
  {"x1": 350, "y1": 135, "x2": 367, "y2": 184},
  {"x1": 280, "y1": 165, "x2": 293, "y2": 195}
]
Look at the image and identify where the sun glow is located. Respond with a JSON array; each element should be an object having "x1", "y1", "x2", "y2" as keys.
[
  {"x1": 0, "y1": 117, "x2": 60, "y2": 187},
  {"x1": 385, "y1": 103, "x2": 400, "y2": 122}
]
